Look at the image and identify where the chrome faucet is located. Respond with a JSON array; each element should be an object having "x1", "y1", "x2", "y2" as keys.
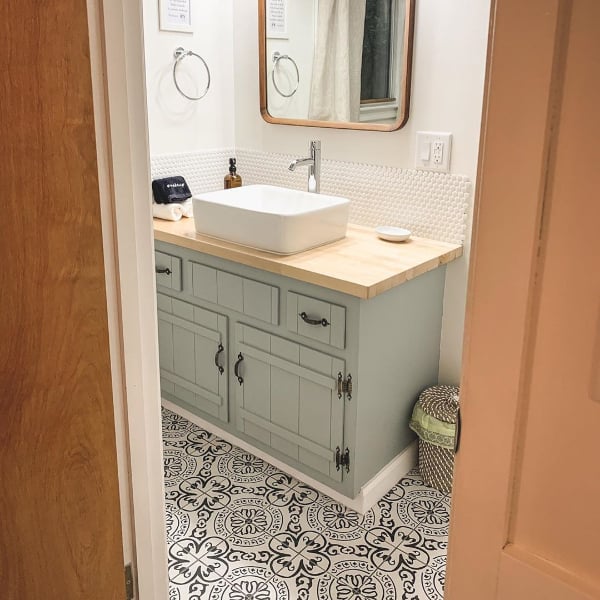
[{"x1": 289, "y1": 140, "x2": 321, "y2": 193}]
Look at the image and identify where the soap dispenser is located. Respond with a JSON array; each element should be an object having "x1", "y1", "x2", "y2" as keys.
[{"x1": 224, "y1": 158, "x2": 242, "y2": 189}]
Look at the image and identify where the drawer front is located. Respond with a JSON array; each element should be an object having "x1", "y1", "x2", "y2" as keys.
[
  {"x1": 190, "y1": 261, "x2": 279, "y2": 325},
  {"x1": 287, "y1": 292, "x2": 346, "y2": 349},
  {"x1": 155, "y1": 251, "x2": 182, "y2": 291}
]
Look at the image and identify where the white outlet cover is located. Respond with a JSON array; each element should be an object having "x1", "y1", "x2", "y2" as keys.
[{"x1": 416, "y1": 132, "x2": 453, "y2": 173}]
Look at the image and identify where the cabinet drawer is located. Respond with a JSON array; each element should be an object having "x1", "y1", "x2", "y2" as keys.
[
  {"x1": 287, "y1": 292, "x2": 346, "y2": 349},
  {"x1": 190, "y1": 261, "x2": 279, "y2": 325},
  {"x1": 155, "y1": 251, "x2": 182, "y2": 291}
]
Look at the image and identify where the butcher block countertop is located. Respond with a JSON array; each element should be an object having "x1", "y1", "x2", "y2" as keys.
[{"x1": 153, "y1": 219, "x2": 463, "y2": 300}]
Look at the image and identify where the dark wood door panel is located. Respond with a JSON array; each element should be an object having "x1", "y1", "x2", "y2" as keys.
[{"x1": 0, "y1": 0, "x2": 125, "y2": 598}]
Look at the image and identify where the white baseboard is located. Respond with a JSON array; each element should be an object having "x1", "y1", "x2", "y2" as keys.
[
  {"x1": 162, "y1": 399, "x2": 417, "y2": 514},
  {"x1": 358, "y1": 441, "x2": 418, "y2": 511}
]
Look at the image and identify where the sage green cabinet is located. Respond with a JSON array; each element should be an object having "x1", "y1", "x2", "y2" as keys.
[
  {"x1": 234, "y1": 323, "x2": 345, "y2": 482},
  {"x1": 155, "y1": 239, "x2": 446, "y2": 500},
  {"x1": 157, "y1": 293, "x2": 228, "y2": 422}
]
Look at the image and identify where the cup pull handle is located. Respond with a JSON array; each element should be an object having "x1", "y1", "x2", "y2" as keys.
[
  {"x1": 234, "y1": 353, "x2": 244, "y2": 385},
  {"x1": 299, "y1": 312, "x2": 329, "y2": 327},
  {"x1": 214, "y1": 343, "x2": 224, "y2": 375}
]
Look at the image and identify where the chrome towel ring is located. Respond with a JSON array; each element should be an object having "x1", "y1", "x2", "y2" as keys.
[
  {"x1": 272, "y1": 51, "x2": 299, "y2": 98},
  {"x1": 173, "y1": 47, "x2": 211, "y2": 101}
]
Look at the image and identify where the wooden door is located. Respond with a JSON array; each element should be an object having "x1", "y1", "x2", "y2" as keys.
[
  {"x1": 0, "y1": 0, "x2": 125, "y2": 598},
  {"x1": 235, "y1": 324, "x2": 345, "y2": 482},
  {"x1": 447, "y1": 1, "x2": 600, "y2": 599},
  {"x1": 157, "y1": 294, "x2": 229, "y2": 422}
]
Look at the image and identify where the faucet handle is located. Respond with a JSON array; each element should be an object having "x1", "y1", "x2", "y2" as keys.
[{"x1": 310, "y1": 140, "x2": 321, "y2": 152}]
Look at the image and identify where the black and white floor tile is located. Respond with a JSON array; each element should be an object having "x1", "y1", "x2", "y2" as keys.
[{"x1": 162, "y1": 406, "x2": 451, "y2": 600}]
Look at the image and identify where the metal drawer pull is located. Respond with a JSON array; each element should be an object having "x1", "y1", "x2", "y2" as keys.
[
  {"x1": 214, "y1": 343, "x2": 224, "y2": 375},
  {"x1": 299, "y1": 312, "x2": 330, "y2": 327},
  {"x1": 234, "y1": 353, "x2": 244, "y2": 385},
  {"x1": 156, "y1": 267, "x2": 172, "y2": 275}
]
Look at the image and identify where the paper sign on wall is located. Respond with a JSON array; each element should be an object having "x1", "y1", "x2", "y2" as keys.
[
  {"x1": 159, "y1": 0, "x2": 192, "y2": 33},
  {"x1": 267, "y1": 0, "x2": 288, "y2": 39}
]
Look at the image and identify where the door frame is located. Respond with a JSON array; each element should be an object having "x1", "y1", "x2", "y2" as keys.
[
  {"x1": 89, "y1": 0, "x2": 170, "y2": 598},
  {"x1": 92, "y1": 0, "x2": 584, "y2": 599}
]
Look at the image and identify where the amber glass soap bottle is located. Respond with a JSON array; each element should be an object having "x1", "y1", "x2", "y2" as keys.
[{"x1": 224, "y1": 158, "x2": 242, "y2": 189}]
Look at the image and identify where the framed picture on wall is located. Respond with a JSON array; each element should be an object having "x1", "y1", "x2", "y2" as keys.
[
  {"x1": 159, "y1": 0, "x2": 193, "y2": 33},
  {"x1": 266, "y1": 0, "x2": 288, "y2": 39}
]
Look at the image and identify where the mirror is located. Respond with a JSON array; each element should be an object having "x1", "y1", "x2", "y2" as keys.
[{"x1": 259, "y1": 0, "x2": 415, "y2": 131}]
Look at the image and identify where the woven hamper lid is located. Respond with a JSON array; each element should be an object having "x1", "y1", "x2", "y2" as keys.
[{"x1": 417, "y1": 385, "x2": 460, "y2": 424}]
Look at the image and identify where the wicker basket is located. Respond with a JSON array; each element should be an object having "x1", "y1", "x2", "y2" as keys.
[{"x1": 409, "y1": 385, "x2": 460, "y2": 493}]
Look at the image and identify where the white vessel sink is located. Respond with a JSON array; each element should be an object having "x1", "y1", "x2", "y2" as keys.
[{"x1": 192, "y1": 184, "x2": 350, "y2": 255}]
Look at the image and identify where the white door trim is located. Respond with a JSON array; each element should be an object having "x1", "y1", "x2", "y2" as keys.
[{"x1": 91, "y1": 0, "x2": 169, "y2": 598}]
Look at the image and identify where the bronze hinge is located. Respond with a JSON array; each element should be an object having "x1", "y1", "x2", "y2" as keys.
[
  {"x1": 337, "y1": 372, "x2": 353, "y2": 400},
  {"x1": 335, "y1": 446, "x2": 350, "y2": 473},
  {"x1": 125, "y1": 563, "x2": 135, "y2": 600}
]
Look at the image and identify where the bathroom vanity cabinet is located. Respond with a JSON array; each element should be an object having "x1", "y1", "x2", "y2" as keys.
[{"x1": 154, "y1": 221, "x2": 461, "y2": 501}]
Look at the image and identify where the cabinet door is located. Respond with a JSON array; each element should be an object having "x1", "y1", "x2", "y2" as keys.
[
  {"x1": 234, "y1": 324, "x2": 345, "y2": 482},
  {"x1": 157, "y1": 294, "x2": 228, "y2": 422}
]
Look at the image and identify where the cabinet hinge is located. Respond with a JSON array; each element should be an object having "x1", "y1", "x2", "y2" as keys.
[
  {"x1": 335, "y1": 446, "x2": 350, "y2": 473},
  {"x1": 337, "y1": 372, "x2": 353, "y2": 400},
  {"x1": 125, "y1": 563, "x2": 135, "y2": 600}
]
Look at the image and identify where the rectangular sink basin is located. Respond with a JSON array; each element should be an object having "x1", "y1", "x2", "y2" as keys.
[{"x1": 192, "y1": 185, "x2": 350, "y2": 255}]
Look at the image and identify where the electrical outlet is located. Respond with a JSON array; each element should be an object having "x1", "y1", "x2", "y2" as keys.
[
  {"x1": 432, "y1": 141, "x2": 444, "y2": 165},
  {"x1": 416, "y1": 132, "x2": 453, "y2": 172}
]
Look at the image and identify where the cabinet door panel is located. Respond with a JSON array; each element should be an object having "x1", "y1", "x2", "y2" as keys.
[
  {"x1": 235, "y1": 323, "x2": 345, "y2": 482},
  {"x1": 172, "y1": 325, "x2": 196, "y2": 381},
  {"x1": 271, "y1": 367, "x2": 299, "y2": 432},
  {"x1": 299, "y1": 379, "x2": 333, "y2": 449},
  {"x1": 157, "y1": 293, "x2": 228, "y2": 422},
  {"x1": 158, "y1": 318, "x2": 175, "y2": 372},
  {"x1": 271, "y1": 433, "x2": 299, "y2": 461},
  {"x1": 241, "y1": 356, "x2": 271, "y2": 420}
]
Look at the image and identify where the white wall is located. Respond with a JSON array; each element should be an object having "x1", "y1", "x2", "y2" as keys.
[
  {"x1": 142, "y1": 0, "x2": 235, "y2": 155},
  {"x1": 233, "y1": 0, "x2": 491, "y2": 383},
  {"x1": 266, "y1": 0, "x2": 316, "y2": 120}
]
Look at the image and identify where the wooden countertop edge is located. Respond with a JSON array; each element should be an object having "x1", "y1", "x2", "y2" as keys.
[{"x1": 153, "y1": 222, "x2": 463, "y2": 300}]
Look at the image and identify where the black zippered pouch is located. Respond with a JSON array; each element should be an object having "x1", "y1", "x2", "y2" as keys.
[{"x1": 152, "y1": 176, "x2": 192, "y2": 204}]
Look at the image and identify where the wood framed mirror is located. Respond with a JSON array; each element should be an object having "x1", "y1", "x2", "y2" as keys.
[{"x1": 259, "y1": 0, "x2": 415, "y2": 132}]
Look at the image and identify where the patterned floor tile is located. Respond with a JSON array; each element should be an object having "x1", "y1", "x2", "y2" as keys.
[
  {"x1": 319, "y1": 558, "x2": 400, "y2": 600},
  {"x1": 413, "y1": 555, "x2": 447, "y2": 600},
  {"x1": 306, "y1": 495, "x2": 376, "y2": 541},
  {"x1": 167, "y1": 537, "x2": 226, "y2": 596},
  {"x1": 165, "y1": 503, "x2": 193, "y2": 544},
  {"x1": 162, "y1": 406, "x2": 451, "y2": 600},
  {"x1": 372, "y1": 476, "x2": 449, "y2": 531},
  {"x1": 162, "y1": 407, "x2": 196, "y2": 437},
  {"x1": 163, "y1": 448, "x2": 202, "y2": 489},
  {"x1": 271, "y1": 569, "x2": 334, "y2": 599},
  {"x1": 411, "y1": 497, "x2": 451, "y2": 538}
]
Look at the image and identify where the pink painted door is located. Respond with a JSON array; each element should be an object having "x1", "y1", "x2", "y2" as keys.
[{"x1": 447, "y1": 1, "x2": 600, "y2": 599}]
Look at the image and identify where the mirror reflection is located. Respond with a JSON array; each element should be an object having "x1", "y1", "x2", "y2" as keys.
[{"x1": 261, "y1": 0, "x2": 414, "y2": 130}]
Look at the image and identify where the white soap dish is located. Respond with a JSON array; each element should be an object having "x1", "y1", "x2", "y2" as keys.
[{"x1": 375, "y1": 226, "x2": 412, "y2": 242}]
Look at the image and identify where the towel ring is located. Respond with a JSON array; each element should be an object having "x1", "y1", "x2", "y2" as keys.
[
  {"x1": 173, "y1": 47, "x2": 211, "y2": 101},
  {"x1": 272, "y1": 51, "x2": 300, "y2": 98}
]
